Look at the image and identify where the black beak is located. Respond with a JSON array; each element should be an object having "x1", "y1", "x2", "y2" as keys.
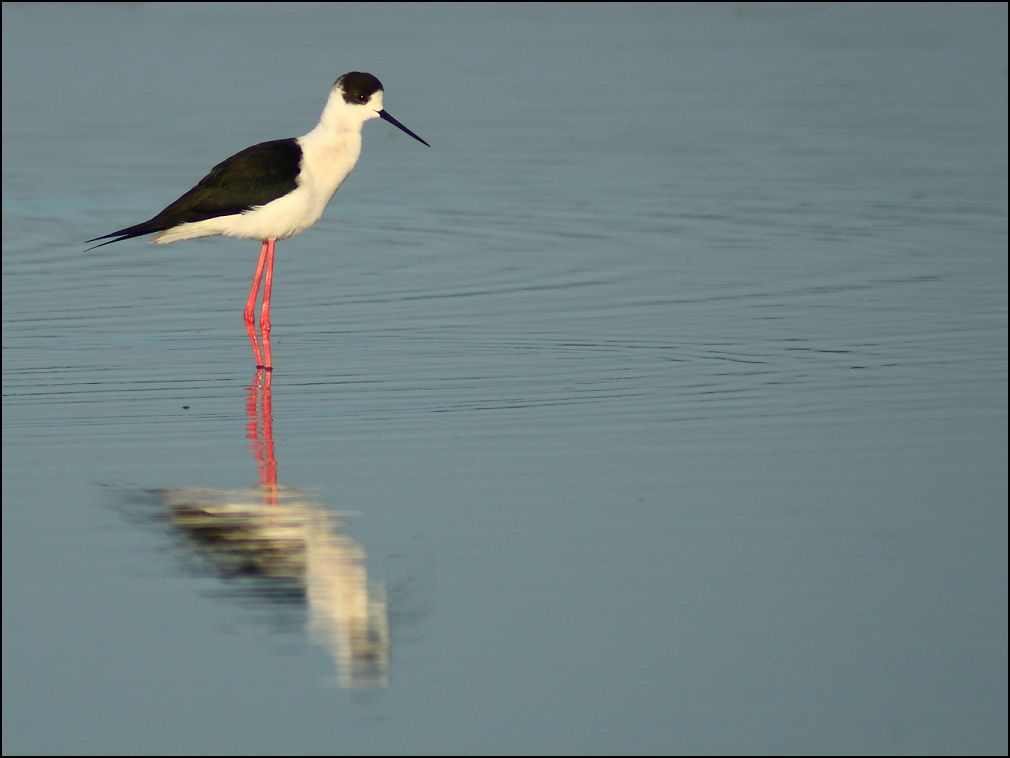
[{"x1": 379, "y1": 109, "x2": 430, "y2": 147}]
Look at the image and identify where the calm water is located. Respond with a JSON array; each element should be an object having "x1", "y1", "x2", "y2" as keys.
[{"x1": 3, "y1": 4, "x2": 1007, "y2": 755}]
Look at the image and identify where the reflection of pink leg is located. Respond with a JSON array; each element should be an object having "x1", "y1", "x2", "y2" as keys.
[
  {"x1": 245, "y1": 375, "x2": 261, "y2": 445},
  {"x1": 260, "y1": 375, "x2": 277, "y2": 504},
  {"x1": 244, "y1": 240, "x2": 270, "y2": 325},
  {"x1": 246, "y1": 369, "x2": 278, "y2": 505}
]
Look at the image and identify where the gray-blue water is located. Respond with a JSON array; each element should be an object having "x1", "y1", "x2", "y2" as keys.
[{"x1": 3, "y1": 4, "x2": 1007, "y2": 755}]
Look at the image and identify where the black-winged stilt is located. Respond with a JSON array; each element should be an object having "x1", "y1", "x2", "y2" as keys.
[{"x1": 86, "y1": 72, "x2": 429, "y2": 368}]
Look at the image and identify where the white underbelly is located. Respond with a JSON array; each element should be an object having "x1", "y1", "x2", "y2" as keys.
[{"x1": 154, "y1": 183, "x2": 330, "y2": 244}]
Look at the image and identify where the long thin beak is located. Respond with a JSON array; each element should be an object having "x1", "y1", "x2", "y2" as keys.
[{"x1": 379, "y1": 109, "x2": 430, "y2": 147}]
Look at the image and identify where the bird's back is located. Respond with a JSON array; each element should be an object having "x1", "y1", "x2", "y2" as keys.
[{"x1": 87, "y1": 138, "x2": 304, "y2": 248}]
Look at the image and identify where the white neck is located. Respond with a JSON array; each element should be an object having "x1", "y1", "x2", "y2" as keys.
[
  {"x1": 312, "y1": 86, "x2": 383, "y2": 135},
  {"x1": 295, "y1": 86, "x2": 383, "y2": 194}
]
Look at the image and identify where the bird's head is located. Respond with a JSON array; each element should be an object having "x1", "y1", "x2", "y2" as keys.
[{"x1": 333, "y1": 72, "x2": 430, "y2": 147}]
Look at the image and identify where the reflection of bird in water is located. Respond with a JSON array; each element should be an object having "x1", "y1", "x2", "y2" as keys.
[
  {"x1": 163, "y1": 485, "x2": 389, "y2": 688},
  {"x1": 152, "y1": 370, "x2": 389, "y2": 688}
]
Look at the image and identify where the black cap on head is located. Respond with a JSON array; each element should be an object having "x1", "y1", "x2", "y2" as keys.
[{"x1": 336, "y1": 72, "x2": 384, "y2": 105}]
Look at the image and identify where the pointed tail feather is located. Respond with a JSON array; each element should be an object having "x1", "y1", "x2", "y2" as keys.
[{"x1": 85, "y1": 219, "x2": 171, "y2": 251}]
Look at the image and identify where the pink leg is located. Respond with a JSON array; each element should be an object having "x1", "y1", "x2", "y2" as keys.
[
  {"x1": 244, "y1": 240, "x2": 270, "y2": 325},
  {"x1": 260, "y1": 321, "x2": 273, "y2": 371},
  {"x1": 245, "y1": 316, "x2": 265, "y2": 368},
  {"x1": 260, "y1": 239, "x2": 276, "y2": 334},
  {"x1": 243, "y1": 239, "x2": 277, "y2": 369}
]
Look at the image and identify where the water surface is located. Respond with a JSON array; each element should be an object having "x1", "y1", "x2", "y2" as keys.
[{"x1": 3, "y1": 4, "x2": 1007, "y2": 755}]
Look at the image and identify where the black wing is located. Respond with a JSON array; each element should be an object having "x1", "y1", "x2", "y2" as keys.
[{"x1": 86, "y1": 138, "x2": 303, "y2": 250}]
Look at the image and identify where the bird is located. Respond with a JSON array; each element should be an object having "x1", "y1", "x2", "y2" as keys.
[{"x1": 86, "y1": 71, "x2": 429, "y2": 368}]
